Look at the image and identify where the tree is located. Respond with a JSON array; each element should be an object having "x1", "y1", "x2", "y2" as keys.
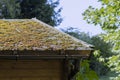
[
  {"x1": 83, "y1": 0, "x2": 120, "y2": 79},
  {"x1": 90, "y1": 36, "x2": 113, "y2": 76},
  {"x1": 0, "y1": 0, "x2": 62, "y2": 26},
  {"x1": 62, "y1": 27, "x2": 112, "y2": 76},
  {"x1": 20, "y1": 0, "x2": 62, "y2": 26},
  {"x1": 0, "y1": 0, "x2": 20, "y2": 18},
  {"x1": 61, "y1": 27, "x2": 92, "y2": 43},
  {"x1": 75, "y1": 60, "x2": 98, "y2": 80}
]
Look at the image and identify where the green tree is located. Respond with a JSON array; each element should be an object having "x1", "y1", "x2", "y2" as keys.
[
  {"x1": 20, "y1": 0, "x2": 62, "y2": 26},
  {"x1": 0, "y1": 0, "x2": 20, "y2": 18},
  {"x1": 0, "y1": 0, "x2": 62, "y2": 26},
  {"x1": 75, "y1": 60, "x2": 98, "y2": 80},
  {"x1": 61, "y1": 27, "x2": 92, "y2": 43},
  {"x1": 62, "y1": 27, "x2": 112, "y2": 76},
  {"x1": 83, "y1": 0, "x2": 120, "y2": 79},
  {"x1": 90, "y1": 36, "x2": 113, "y2": 76}
]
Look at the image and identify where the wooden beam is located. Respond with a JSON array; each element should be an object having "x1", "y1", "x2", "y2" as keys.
[
  {"x1": 0, "y1": 55, "x2": 88, "y2": 60},
  {"x1": 62, "y1": 59, "x2": 69, "y2": 80},
  {"x1": 0, "y1": 50, "x2": 91, "y2": 56}
]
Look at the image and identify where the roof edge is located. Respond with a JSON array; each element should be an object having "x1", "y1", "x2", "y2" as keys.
[{"x1": 32, "y1": 18, "x2": 94, "y2": 48}]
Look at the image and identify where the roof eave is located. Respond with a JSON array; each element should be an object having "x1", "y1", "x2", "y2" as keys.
[{"x1": 0, "y1": 49, "x2": 91, "y2": 60}]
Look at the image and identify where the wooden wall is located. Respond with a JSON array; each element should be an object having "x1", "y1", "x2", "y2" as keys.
[{"x1": 0, "y1": 60, "x2": 63, "y2": 80}]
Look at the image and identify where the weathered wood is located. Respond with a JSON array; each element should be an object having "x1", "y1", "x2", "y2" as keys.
[
  {"x1": 0, "y1": 60, "x2": 63, "y2": 80},
  {"x1": 0, "y1": 50, "x2": 91, "y2": 56},
  {"x1": 62, "y1": 59, "x2": 69, "y2": 80}
]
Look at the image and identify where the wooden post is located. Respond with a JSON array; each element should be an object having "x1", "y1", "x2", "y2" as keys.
[
  {"x1": 63, "y1": 59, "x2": 69, "y2": 80},
  {"x1": 63, "y1": 59, "x2": 80, "y2": 80},
  {"x1": 68, "y1": 59, "x2": 81, "y2": 80}
]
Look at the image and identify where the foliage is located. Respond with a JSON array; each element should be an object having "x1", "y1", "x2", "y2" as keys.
[
  {"x1": 90, "y1": 36, "x2": 113, "y2": 76},
  {"x1": 61, "y1": 27, "x2": 92, "y2": 43},
  {"x1": 62, "y1": 27, "x2": 112, "y2": 76},
  {"x1": 20, "y1": 0, "x2": 62, "y2": 26},
  {"x1": 101, "y1": 31, "x2": 120, "y2": 53},
  {"x1": 108, "y1": 55, "x2": 120, "y2": 73},
  {"x1": 0, "y1": 0, "x2": 20, "y2": 18},
  {"x1": 75, "y1": 60, "x2": 99, "y2": 80},
  {"x1": 83, "y1": 0, "x2": 120, "y2": 79},
  {"x1": 83, "y1": 0, "x2": 120, "y2": 32},
  {"x1": 0, "y1": 0, "x2": 62, "y2": 26}
]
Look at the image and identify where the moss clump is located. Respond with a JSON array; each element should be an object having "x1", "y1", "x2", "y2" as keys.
[{"x1": 0, "y1": 19, "x2": 84, "y2": 50}]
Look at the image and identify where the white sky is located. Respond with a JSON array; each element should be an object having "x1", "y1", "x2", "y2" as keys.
[{"x1": 56, "y1": 0, "x2": 103, "y2": 36}]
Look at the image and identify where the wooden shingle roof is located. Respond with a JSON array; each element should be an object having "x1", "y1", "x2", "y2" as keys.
[
  {"x1": 0, "y1": 18, "x2": 93, "y2": 58},
  {"x1": 0, "y1": 18, "x2": 93, "y2": 51}
]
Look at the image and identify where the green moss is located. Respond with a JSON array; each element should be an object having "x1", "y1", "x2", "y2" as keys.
[{"x1": 0, "y1": 19, "x2": 85, "y2": 51}]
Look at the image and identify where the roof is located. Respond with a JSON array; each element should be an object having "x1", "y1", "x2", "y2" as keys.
[{"x1": 0, "y1": 18, "x2": 93, "y2": 58}]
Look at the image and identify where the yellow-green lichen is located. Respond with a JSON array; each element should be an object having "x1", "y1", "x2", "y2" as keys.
[{"x1": 0, "y1": 19, "x2": 86, "y2": 51}]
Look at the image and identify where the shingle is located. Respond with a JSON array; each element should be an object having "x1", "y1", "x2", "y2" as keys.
[{"x1": 0, "y1": 18, "x2": 93, "y2": 51}]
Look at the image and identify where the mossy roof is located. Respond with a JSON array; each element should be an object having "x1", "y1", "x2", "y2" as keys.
[{"x1": 0, "y1": 18, "x2": 93, "y2": 51}]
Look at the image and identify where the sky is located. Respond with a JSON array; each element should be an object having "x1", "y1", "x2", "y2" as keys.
[{"x1": 56, "y1": 0, "x2": 104, "y2": 36}]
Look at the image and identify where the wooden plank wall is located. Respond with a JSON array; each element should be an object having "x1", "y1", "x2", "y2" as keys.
[{"x1": 0, "y1": 60, "x2": 63, "y2": 80}]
